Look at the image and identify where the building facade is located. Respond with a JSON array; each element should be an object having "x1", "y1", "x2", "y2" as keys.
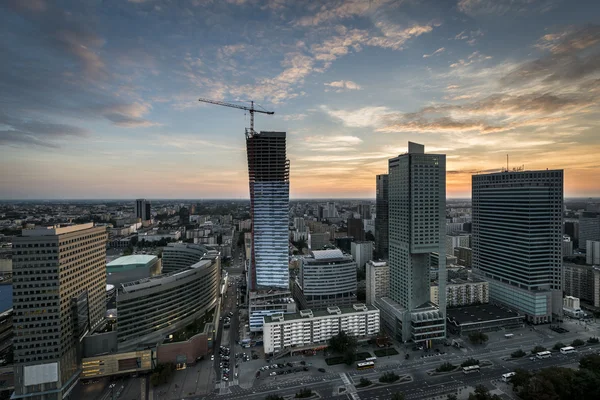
[
  {"x1": 309, "y1": 232, "x2": 329, "y2": 250},
  {"x1": 430, "y1": 278, "x2": 489, "y2": 308},
  {"x1": 386, "y1": 142, "x2": 447, "y2": 343},
  {"x1": 106, "y1": 255, "x2": 161, "y2": 285},
  {"x1": 12, "y1": 223, "x2": 107, "y2": 399},
  {"x1": 351, "y1": 241, "x2": 373, "y2": 269},
  {"x1": 116, "y1": 257, "x2": 219, "y2": 347},
  {"x1": 472, "y1": 169, "x2": 563, "y2": 324},
  {"x1": 263, "y1": 304, "x2": 379, "y2": 354},
  {"x1": 563, "y1": 263, "x2": 600, "y2": 307},
  {"x1": 347, "y1": 218, "x2": 365, "y2": 242},
  {"x1": 579, "y1": 212, "x2": 600, "y2": 251},
  {"x1": 365, "y1": 260, "x2": 389, "y2": 305},
  {"x1": 446, "y1": 234, "x2": 470, "y2": 256},
  {"x1": 375, "y1": 174, "x2": 389, "y2": 259},
  {"x1": 587, "y1": 240, "x2": 600, "y2": 265},
  {"x1": 135, "y1": 199, "x2": 151, "y2": 221},
  {"x1": 246, "y1": 131, "x2": 290, "y2": 290},
  {"x1": 294, "y1": 249, "x2": 357, "y2": 310},
  {"x1": 161, "y1": 243, "x2": 211, "y2": 273},
  {"x1": 453, "y1": 246, "x2": 473, "y2": 268},
  {"x1": 563, "y1": 235, "x2": 574, "y2": 257}
]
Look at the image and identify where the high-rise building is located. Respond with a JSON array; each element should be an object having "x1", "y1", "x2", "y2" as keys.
[
  {"x1": 579, "y1": 212, "x2": 600, "y2": 251},
  {"x1": 12, "y1": 223, "x2": 107, "y2": 399},
  {"x1": 375, "y1": 174, "x2": 389, "y2": 259},
  {"x1": 564, "y1": 220, "x2": 579, "y2": 248},
  {"x1": 325, "y1": 202, "x2": 337, "y2": 219},
  {"x1": 351, "y1": 241, "x2": 373, "y2": 269},
  {"x1": 472, "y1": 169, "x2": 563, "y2": 323},
  {"x1": 587, "y1": 240, "x2": 600, "y2": 265},
  {"x1": 365, "y1": 260, "x2": 389, "y2": 305},
  {"x1": 358, "y1": 203, "x2": 372, "y2": 220},
  {"x1": 562, "y1": 235, "x2": 573, "y2": 257},
  {"x1": 135, "y1": 198, "x2": 151, "y2": 221},
  {"x1": 563, "y1": 263, "x2": 600, "y2": 307},
  {"x1": 446, "y1": 233, "x2": 470, "y2": 256},
  {"x1": 379, "y1": 142, "x2": 446, "y2": 343},
  {"x1": 246, "y1": 131, "x2": 290, "y2": 290},
  {"x1": 347, "y1": 218, "x2": 365, "y2": 241},
  {"x1": 246, "y1": 131, "x2": 293, "y2": 331}
]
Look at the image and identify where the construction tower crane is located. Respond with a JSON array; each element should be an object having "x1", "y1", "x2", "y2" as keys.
[{"x1": 198, "y1": 98, "x2": 274, "y2": 137}]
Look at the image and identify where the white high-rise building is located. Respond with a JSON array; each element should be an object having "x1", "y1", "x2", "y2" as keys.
[
  {"x1": 379, "y1": 142, "x2": 446, "y2": 344},
  {"x1": 366, "y1": 260, "x2": 389, "y2": 305},
  {"x1": 446, "y1": 234, "x2": 470, "y2": 256},
  {"x1": 351, "y1": 241, "x2": 373, "y2": 269},
  {"x1": 472, "y1": 169, "x2": 563, "y2": 324},
  {"x1": 587, "y1": 240, "x2": 600, "y2": 265}
]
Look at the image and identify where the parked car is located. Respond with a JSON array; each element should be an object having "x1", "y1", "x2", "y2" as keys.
[{"x1": 318, "y1": 368, "x2": 326, "y2": 373}]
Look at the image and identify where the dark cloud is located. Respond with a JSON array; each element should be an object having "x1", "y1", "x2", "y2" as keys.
[{"x1": 0, "y1": 131, "x2": 59, "y2": 148}]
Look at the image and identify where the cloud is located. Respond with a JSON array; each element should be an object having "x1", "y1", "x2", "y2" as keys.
[
  {"x1": 423, "y1": 47, "x2": 445, "y2": 58},
  {"x1": 457, "y1": 0, "x2": 556, "y2": 17},
  {"x1": 0, "y1": 112, "x2": 89, "y2": 148},
  {"x1": 450, "y1": 51, "x2": 492, "y2": 68},
  {"x1": 282, "y1": 114, "x2": 308, "y2": 121},
  {"x1": 295, "y1": 0, "x2": 395, "y2": 27},
  {"x1": 324, "y1": 80, "x2": 362, "y2": 91},
  {"x1": 377, "y1": 117, "x2": 503, "y2": 134},
  {"x1": 321, "y1": 106, "x2": 391, "y2": 128}
]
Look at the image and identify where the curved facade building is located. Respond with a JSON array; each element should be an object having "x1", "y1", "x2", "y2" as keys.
[
  {"x1": 295, "y1": 249, "x2": 357, "y2": 310},
  {"x1": 116, "y1": 257, "x2": 219, "y2": 346},
  {"x1": 161, "y1": 243, "x2": 211, "y2": 273},
  {"x1": 106, "y1": 255, "x2": 161, "y2": 285}
]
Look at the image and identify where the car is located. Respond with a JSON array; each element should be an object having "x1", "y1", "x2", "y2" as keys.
[
  {"x1": 270, "y1": 372, "x2": 277, "y2": 376},
  {"x1": 223, "y1": 377, "x2": 228, "y2": 381},
  {"x1": 211, "y1": 355, "x2": 215, "y2": 361},
  {"x1": 318, "y1": 368, "x2": 326, "y2": 373},
  {"x1": 530, "y1": 356, "x2": 536, "y2": 361},
  {"x1": 303, "y1": 367, "x2": 309, "y2": 371},
  {"x1": 235, "y1": 372, "x2": 238, "y2": 379},
  {"x1": 286, "y1": 362, "x2": 293, "y2": 367}
]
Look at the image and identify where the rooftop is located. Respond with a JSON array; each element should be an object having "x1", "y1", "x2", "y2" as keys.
[
  {"x1": 309, "y1": 249, "x2": 346, "y2": 260},
  {"x1": 264, "y1": 303, "x2": 377, "y2": 323},
  {"x1": 21, "y1": 222, "x2": 96, "y2": 236},
  {"x1": 446, "y1": 304, "x2": 523, "y2": 325},
  {"x1": 107, "y1": 254, "x2": 157, "y2": 268}
]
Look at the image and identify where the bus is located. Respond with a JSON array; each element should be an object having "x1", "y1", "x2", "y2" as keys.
[
  {"x1": 502, "y1": 372, "x2": 516, "y2": 382},
  {"x1": 536, "y1": 351, "x2": 552, "y2": 359},
  {"x1": 357, "y1": 361, "x2": 375, "y2": 370},
  {"x1": 504, "y1": 334, "x2": 514, "y2": 339},
  {"x1": 560, "y1": 346, "x2": 576, "y2": 354},
  {"x1": 365, "y1": 357, "x2": 377, "y2": 362},
  {"x1": 462, "y1": 365, "x2": 480, "y2": 374}
]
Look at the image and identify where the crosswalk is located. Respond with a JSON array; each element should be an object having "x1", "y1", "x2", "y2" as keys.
[{"x1": 340, "y1": 372, "x2": 360, "y2": 400}]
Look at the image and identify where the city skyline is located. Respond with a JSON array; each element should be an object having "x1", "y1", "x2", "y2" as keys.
[{"x1": 1, "y1": 0, "x2": 599, "y2": 200}]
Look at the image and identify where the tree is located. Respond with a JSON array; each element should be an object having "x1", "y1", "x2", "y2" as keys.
[
  {"x1": 461, "y1": 358, "x2": 480, "y2": 368},
  {"x1": 358, "y1": 377, "x2": 371, "y2": 387},
  {"x1": 265, "y1": 395, "x2": 284, "y2": 400},
  {"x1": 553, "y1": 342, "x2": 566, "y2": 351},
  {"x1": 468, "y1": 384, "x2": 501, "y2": 400},
  {"x1": 295, "y1": 388, "x2": 313, "y2": 398},
  {"x1": 343, "y1": 349, "x2": 357, "y2": 365},
  {"x1": 391, "y1": 393, "x2": 405, "y2": 400},
  {"x1": 328, "y1": 331, "x2": 357, "y2": 354},
  {"x1": 579, "y1": 354, "x2": 600, "y2": 373},
  {"x1": 511, "y1": 349, "x2": 527, "y2": 358},
  {"x1": 436, "y1": 362, "x2": 456, "y2": 372},
  {"x1": 587, "y1": 337, "x2": 599, "y2": 344},
  {"x1": 468, "y1": 332, "x2": 489, "y2": 345},
  {"x1": 531, "y1": 345, "x2": 546, "y2": 354},
  {"x1": 447, "y1": 394, "x2": 458, "y2": 400},
  {"x1": 510, "y1": 369, "x2": 532, "y2": 392},
  {"x1": 379, "y1": 372, "x2": 400, "y2": 383},
  {"x1": 365, "y1": 231, "x2": 375, "y2": 242},
  {"x1": 572, "y1": 339, "x2": 585, "y2": 347}
]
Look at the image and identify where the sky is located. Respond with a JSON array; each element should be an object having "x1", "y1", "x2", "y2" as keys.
[{"x1": 0, "y1": 0, "x2": 599, "y2": 200}]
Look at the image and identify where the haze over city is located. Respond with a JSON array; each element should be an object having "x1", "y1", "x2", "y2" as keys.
[{"x1": 1, "y1": 0, "x2": 599, "y2": 199}]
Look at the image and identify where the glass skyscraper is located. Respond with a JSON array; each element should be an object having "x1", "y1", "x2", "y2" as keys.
[
  {"x1": 246, "y1": 131, "x2": 290, "y2": 290},
  {"x1": 375, "y1": 174, "x2": 389, "y2": 259},
  {"x1": 472, "y1": 169, "x2": 564, "y2": 323}
]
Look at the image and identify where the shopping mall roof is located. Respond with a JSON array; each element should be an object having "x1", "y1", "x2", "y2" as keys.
[{"x1": 106, "y1": 255, "x2": 158, "y2": 271}]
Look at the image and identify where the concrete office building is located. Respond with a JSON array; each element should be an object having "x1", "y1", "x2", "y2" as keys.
[
  {"x1": 563, "y1": 263, "x2": 600, "y2": 307},
  {"x1": 358, "y1": 203, "x2": 372, "y2": 220},
  {"x1": 263, "y1": 304, "x2": 380, "y2": 354},
  {"x1": 366, "y1": 260, "x2": 389, "y2": 305},
  {"x1": 587, "y1": 240, "x2": 600, "y2": 265},
  {"x1": 564, "y1": 220, "x2": 579, "y2": 247},
  {"x1": 378, "y1": 142, "x2": 447, "y2": 344},
  {"x1": 446, "y1": 234, "x2": 470, "y2": 256},
  {"x1": 563, "y1": 235, "x2": 574, "y2": 257},
  {"x1": 309, "y1": 232, "x2": 329, "y2": 250},
  {"x1": 161, "y1": 242, "x2": 212, "y2": 273},
  {"x1": 347, "y1": 218, "x2": 365, "y2": 242},
  {"x1": 106, "y1": 255, "x2": 161, "y2": 286},
  {"x1": 375, "y1": 174, "x2": 389, "y2": 259},
  {"x1": 135, "y1": 199, "x2": 151, "y2": 221},
  {"x1": 453, "y1": 247, "x2": 473, "y2": 268},
  {"x1": 579, "y1": 212, "x2": 600, "y2": 251},
  {"x1": 294, "y1": 217, "x2": 306, "y2": 233},
  {"x1": 430, "y1": 278, "x2": 489, "y2": 308},
  {"x1": 351, "y1": 241, "x2": 373, "y2": 269},
  {"x1": 12, "y1": 223, "x2": 107, "y2": 399},
  {"x1": 472, "y1": 169, "x2": 563, "y2": 324},
  {"x1": 293, "y1": 249, "x2": 357, "y2": 310},
  {"x1": 116, "y1": 257, "x2": 219, "y2": 346}
]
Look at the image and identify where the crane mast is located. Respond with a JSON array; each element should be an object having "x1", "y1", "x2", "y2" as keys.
[{"x1": 198, "y1": 97, "x2": 274, "y2": 137}]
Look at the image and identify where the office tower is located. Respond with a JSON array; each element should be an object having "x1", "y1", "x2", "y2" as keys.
[
  {"x1": 246, "y1": 131, "x2": 290, "y2": 290},
  {"x1": 12, "y1": 223, "x2": 107, "y2": 399},
  {"x1": 358, "y1": 203, "x2": 372, "y2": 220},
  {"x1": 309, "y1": 232, "x2": 329, "y2": 250},
  {"x1": 375, "y1": 174, "x2": 389, "y2": 259},
  {"x1": 293, "y1": 249, "x2": 357, "y2": 310},
  {"x1": 317, "y1": 205, "x2": 324, "y2": 220},
  {"x1": 351, "y1": 241, "x2": 373, "y2": 269},
  {"x1": 384, "y1": 142, "x2": 447, "y2": 343},
  {"x1": 326, "y1": 202, "x2": 337, "y2": 219},
  {"x1": 564, "y1": 220, "x2": 579, "y2": 247},
  {"x1": 365, "y1": 260, "x2": 389, "y2": 305},
  {"x1": 347, "y1": 218, "x2": 365, "y2": 241},
  {"x1": 135, "y1": 198, "x2": 151, "y2": 221},
  {"x1": 293, "y1": 217, "x2": 306, "y2": 233},
  {"x1": 446, "y1": 233, "x2": 470, "y2": 256},
  {"x1": 246, "y1": 131, "x2": 294, "y2": 331},
  {"x1": 472, "y1": 169, "x2": 563, "y2": 323},
  {"x1": 579, "y1": 212, "x2": 600, "y2": 251},
  {"x1": 587, "y1": 240, "x2": 600, "y2": 265}
]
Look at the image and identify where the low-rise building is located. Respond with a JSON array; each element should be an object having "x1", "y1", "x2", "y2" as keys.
[
  {"x1": 431, "y1": 278, "x2": 489, "y2": 307},
  {"x1": 263, "y1": 304, "x2": 379, "y2": 354},
  {"x1": 106, "y1": 255, "x2": 162, "y2": 286},
  {"x1": 453, "y1": 246, "x2": 472, "y2": 268},
  {"x1": 563, "y1": 263, "x2": 600, "y2": 307},
  {"x1": 446, "y1": 304, "x2": 525, "y2": 335}
]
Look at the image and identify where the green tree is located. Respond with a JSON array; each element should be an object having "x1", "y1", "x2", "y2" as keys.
[
  {"x1": 510, "y1": 369, "x2": 532, "y2": 392},
  {"x1": 461, "y1": 358, "x2": 480, "y2": 368},
  {"x1": 295, "y1": 388, "x2": 313, "y2": 398},
  {"x1": 447, "y1": 394, "x2": 458, "y2": 400},
  {"x1": 265, "y1": 395, "x2": 284, "y2": 400},
  {"x1": 328, "y1": 331, "x2": 357, "y2": 354},
  {"x1": 552, "y1": 342, "x2": 566, "y2": 351},
  {"x1": 391, "y1": 393, "x2": 405, "y2": 400},
  {"x1": 579, "y1": 354, "x2": 600, "y2": 373},
  {"x1": 379, "y1": 372, "x2": 400, "y2": 383},
  {"x1": 511, "y1": 349, "x2": 527, "y2": 358},
  {"x1": 468, "y1": 385, "x2": 501, "y2": 400},
  {"x1": 358, "y1": 377, "x2": 371, "y2": 387},
  {"x1": 531, "y1": 345, "x2": 546, "y2": 354},
  {"x1": 436, "y1": 362, "x2": 456, "y2": 373},
  {"x1": 343, "y1": 349, "x2": 357, "y2": 365},
  {"x1": 587, "y1": 337, "x2": 599, "y2": 344},
  {"x1": 572, "y1": 339, "x2": 585, "y2": 347},
  {"x1": 468, "y1": 331, "x2": 489, "y2": 344}
]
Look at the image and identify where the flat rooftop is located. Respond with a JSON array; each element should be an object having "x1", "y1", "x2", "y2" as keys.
[
  {"x1": 446, "y1": 304, "x2": 522, "y2": 325},
  {"x1": 264, "y1": 304, "x2": 377, "y2": 323},
  {"x1": 107, "y1": 255, "x2": 157, "y2": 268}
]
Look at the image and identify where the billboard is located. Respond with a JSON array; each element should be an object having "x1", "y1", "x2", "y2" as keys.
[{"x1": 23, "y1": 362, "x2": 59, "y2": 386}]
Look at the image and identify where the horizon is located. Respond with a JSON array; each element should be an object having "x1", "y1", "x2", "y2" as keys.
[{"x1": 1, "y1": 0, "x2": 599, "y2": 199}]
